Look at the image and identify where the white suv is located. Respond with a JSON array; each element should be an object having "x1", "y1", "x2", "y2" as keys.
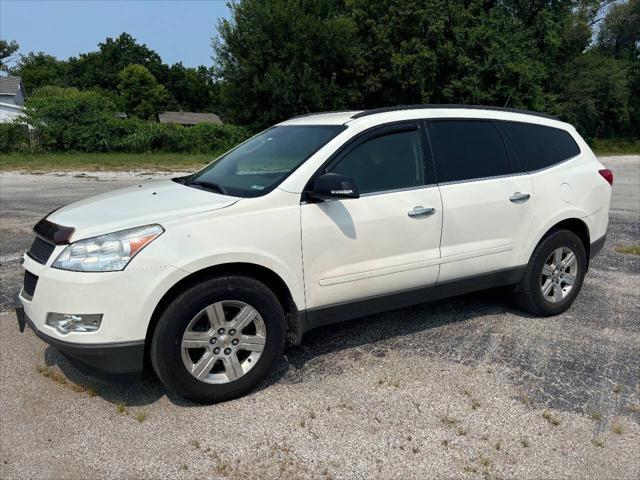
[{"x1": 16, "y1": 105, "x2": 612, "y2": 403}]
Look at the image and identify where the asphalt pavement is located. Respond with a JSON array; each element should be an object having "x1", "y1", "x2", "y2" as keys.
[{"x1": 0, "y1": 157, "x2": 638, "y2": 479}]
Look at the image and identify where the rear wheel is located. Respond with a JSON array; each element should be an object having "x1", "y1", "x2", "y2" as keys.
[
  {"x1": 150, "y1": 276, "x2": 285, "y2": 403},
  {"x1": 514, "y1": 229, "x2": 587, "y2": 316}
]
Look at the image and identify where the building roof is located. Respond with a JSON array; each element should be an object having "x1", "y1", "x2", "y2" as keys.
[
  {"x1": 158, "y1": 111, "x2": 222, "y2": 125},
  {"x1": 0, "y1": 76, "x2": 24, "y2": 96}
]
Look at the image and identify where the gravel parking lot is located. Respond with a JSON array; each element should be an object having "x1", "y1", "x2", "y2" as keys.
[{"x1": 1, "y1": 157, "x2": 638, "y2": 479}]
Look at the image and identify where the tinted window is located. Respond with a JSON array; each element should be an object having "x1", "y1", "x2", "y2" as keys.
[
  {"x1": 330, "y1": 129, "x2": 424, "y2": 194},
  {"x1": 188, "y1": 125, "x2": 344, "y2": 197},
  {"x1": 430, "y1": 120, "x2": 510, "y2": 183},
  {"x1": 500, "y1": 122, "x2": 580, "y2": 171}
]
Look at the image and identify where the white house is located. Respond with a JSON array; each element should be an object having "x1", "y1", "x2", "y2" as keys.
[{"x1": 0, "y1": 75, "x2": 27, "y2": 123}]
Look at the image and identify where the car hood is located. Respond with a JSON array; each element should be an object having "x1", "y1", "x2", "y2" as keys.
[{"x1": 48, "y1": 179, "x2": 240, "y2": 241}]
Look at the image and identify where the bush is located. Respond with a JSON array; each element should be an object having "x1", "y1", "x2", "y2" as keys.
[
  {"x1": 24, "y1": 87, "x2": 118, "y2": 151},
  {"x1": 113, "y1": 120, "x2": 251, "y2": 154},
  {"x1": 178, "y1": 122, "x2": 251, "y2": 153},
  {"x1": 15, "y1": 86, "x2": 252, "y2": 154},
  {"x1": 116, "y1": 120, "x2": 183, "y2": 153},
  {"x1": 0, "y1": 123, "x2": 30, "y2": 153}
]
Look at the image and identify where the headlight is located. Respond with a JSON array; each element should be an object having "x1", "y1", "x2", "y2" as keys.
[{"x1": 52, "y1": 224, "x2": 164, "y2": 272}]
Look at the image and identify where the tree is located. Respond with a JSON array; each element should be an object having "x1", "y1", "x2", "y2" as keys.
[
  {"x1": 212, "y1": 0, "x2": 638, "y2": 139},
  {"x1": 117, "y1": 64, "x2": 170, "y2": 119},
  {"x1": 212, "y1": 0, "x2": 582, "y2": 127},
  {"x1": 68, "y1": 33, "x2": 169, "y2": 91},
  {"x1": 597, "y1": 0, "x2": 640, "y2": 59},
  {"x1": 556, "y1": 51, "x2": 630, "y2": 138},
  {"x1": 597, "y1": 0, "x2": 640, "y2": 135},
  {"x1": 346, "y1": 0, "x2": 547, "y2": 109},
  {"x1": 9, "y1": 52, "x2": 68, "y2": 92},
  {"x1": 213, "y1": 0, "x2": 361, "y2": 126},
  {"x1": 166, "y1": 63, "x2": 217, "y2": 112},
  {"x1": 0, "y1": 39, "x2": 19, "y2": 71}
]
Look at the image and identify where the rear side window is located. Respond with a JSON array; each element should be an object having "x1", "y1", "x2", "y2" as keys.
[
  {"x1": 429, "y1": 120, "x2": 510, "y2": 183},
  {"x1": 500, "y1": 122, "x2": 580, "y2": 171},
  {"x1": 330, "y1": 129, "x2": 424, "y2": 194}
]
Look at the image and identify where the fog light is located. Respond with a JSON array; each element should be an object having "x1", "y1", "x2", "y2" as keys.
[{"x1": 45, "y1": 313, "x2": 103, "y2": 334}]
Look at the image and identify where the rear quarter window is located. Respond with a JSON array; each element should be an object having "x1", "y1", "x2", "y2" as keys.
[{"x1": 499, "y1": 122, "x2": 580, "y2": 172}]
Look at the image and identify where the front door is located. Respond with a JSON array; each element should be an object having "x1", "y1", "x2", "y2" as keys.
[{"x1": 301, "y1": 122, "x2": 443, "y2": 310}]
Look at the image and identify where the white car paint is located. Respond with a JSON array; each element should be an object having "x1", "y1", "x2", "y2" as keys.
[
  {"x1": 301, "y1": 185, "x2": 442, "y2": 307},
  {"x1": 19, "y1": 107, "x2": 611, "y2": 351},
  {"x1": 51, "y1": 180, "x2": 240, "y2": 241}
]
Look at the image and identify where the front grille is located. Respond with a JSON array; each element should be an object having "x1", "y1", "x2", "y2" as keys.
[
  {"x1": 23, "y1": 271, "x2": 39, "y2": 299},
  {"x1": 27, "y1": 237, "x2": 56, "y2": 265}
]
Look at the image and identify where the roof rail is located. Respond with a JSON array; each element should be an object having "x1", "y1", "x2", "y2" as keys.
[
  {"x1": 290, "y1": 110, "x2": 357, "y2": 119},
  {"x1": 350, "y1": 104, "x2": 558, "y2": 121}
]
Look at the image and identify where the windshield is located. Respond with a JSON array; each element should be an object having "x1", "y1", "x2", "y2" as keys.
[{"x1": 185, "y1": 125, "x2": 345, "y2": 197}]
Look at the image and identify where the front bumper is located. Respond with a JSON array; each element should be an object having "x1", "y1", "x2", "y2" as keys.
[
  {"x1": 16, "y1": 251, "x2": 189, "y2": 374},
  {"x1": 15, "y1": 295, "x2": 144, "y2": 373}
]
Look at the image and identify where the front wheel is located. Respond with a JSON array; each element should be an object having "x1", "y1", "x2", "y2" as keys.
[
  {"x1": 514, "y1": 229, "x2": 587, "y2": 316},
  {"x1": 150, "y1": 276, "x2": 285, "y2": 403}
]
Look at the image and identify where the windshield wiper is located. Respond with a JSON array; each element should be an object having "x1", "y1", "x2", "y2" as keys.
[{"x1": 184, "y1": 179, "x2": 228, "y2": 195}]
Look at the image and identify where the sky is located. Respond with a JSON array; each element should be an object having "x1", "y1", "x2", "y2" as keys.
[{"x1": 0, "y1": 0, "x2": 232, "y2": 67}]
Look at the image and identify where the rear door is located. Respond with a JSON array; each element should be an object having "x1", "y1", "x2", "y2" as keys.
[
  {"x1": 426, "y1": 119, "x2": 534, "y2": 282},
  {"x1": 301, "y1": 122, "x2": 442, "y2": 310}
]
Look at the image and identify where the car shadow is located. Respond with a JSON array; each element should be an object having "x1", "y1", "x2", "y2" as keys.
[
  {"x1": 260, "y1": 287, "x2": 531, "y2": 389},
  {"x1": 44, "y1": 287, "x2": 529, "y2": 407}
]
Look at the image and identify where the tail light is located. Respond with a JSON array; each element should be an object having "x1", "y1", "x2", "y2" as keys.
[{"x1": 599, "y1": 169, "x2": 613, "y2": 186}]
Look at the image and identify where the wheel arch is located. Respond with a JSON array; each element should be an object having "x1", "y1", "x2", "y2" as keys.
[
  {"x1": 144, "y1": 262, "x2": 303, "y2": 369},
  {"x1": 528, "y1": 217, "x2": 591, "y2": 266}
]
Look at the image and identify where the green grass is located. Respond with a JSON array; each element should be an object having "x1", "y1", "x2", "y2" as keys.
[
  {"x1": 614, "y1": 245, "x2": 640, "y2": 256},
  {"x1": 590, "y1": 138, "x2": 640, "y2": 155},
  {"x1": 0, "y1": 152, "x2": 223, "y2": 172},
  {"x1": 1, "y1": 137, "x2": 637, "y2": 171}
]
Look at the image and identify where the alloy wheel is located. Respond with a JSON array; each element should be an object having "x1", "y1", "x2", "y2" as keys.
[
  {"x1": 180, "y1": 300, "x2": 266, "y2": 384},
  {"x1": 540, "y1": 246, "x2": 579, "y2": 303}
]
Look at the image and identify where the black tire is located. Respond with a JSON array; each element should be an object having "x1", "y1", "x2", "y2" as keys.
[
  {"x1": 514, "y1": 229, "x2": 587, "y2": 316},
  {"x1": 150, "y1": 276, "x2": 285, "y2": 403}
]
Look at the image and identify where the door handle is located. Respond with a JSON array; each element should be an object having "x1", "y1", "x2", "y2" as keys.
[
  {"x1": 509, "y1": 192, "x2": 531, "y2": 202},
  {"x1": 408, "y1": 206, "x2": 436, "y2": 217}
]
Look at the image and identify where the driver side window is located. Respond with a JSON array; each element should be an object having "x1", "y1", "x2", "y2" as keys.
[{"x1": 330, "y1": 128, "x2": 425, "y2": 194}]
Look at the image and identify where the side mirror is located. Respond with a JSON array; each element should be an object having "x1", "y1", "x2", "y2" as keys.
[{"x1": 309, "y1": 173, "x2": 360, "y2": 201}]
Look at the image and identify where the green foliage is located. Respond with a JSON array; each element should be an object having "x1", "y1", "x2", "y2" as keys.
[
  {"x1": 5, "y1": 1, "x2": 639, "y2": 152},
  {"x1": 117, "y1": 64, "x2": 170, "y2": 119},
  {"x1": 0, "y1": 123, "x2": 30, "y2": 153},
  {"x1": 556, "y1": 51, "x2": 630, "y2": 138},
  {"x1": 214, "y1": 0, "x2": 639, "y2": 139},
  {"x1": 590, "y1": 138, "x2": 640, "y2": 155},
  {"x1": 114, "y1": 120, "x2": 250, "y2": 153},
  {"x1": 0, "y1": 39, "x2": 19, "y2": 71},
  {"x1": 166, "y1": 63, "x2": 218, "y2": 112},
  {"x1": 9, "y1": 33, "x2": 218, "y2": 113},
  {"x1": 24, "y1": 87, "x2": 118, "y2": 151},
  {"x1": 596, "y1": 0, "x2": 640, "y2": 137},
  {"x1": 178, "y1": 122, "x2": 251, "y2": 153},
  {"x1": 214, "y1": 0, "x2": 360, "y2": 127},
  {"x1": 9, "y1": 52, "x2": 69, "y2": 92},
  {"x1": 67, "y1": 33, "x2": 168, "y2": 91},
  {"x1": 597, "y1": 0, "x2": 640, "y2": 59},
  {"x1": 15, "y1": 85, "x2": 250, "y2": 153},
  {"x1": 115, "y1": 120, "x2": 183, "y2": 152}
]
